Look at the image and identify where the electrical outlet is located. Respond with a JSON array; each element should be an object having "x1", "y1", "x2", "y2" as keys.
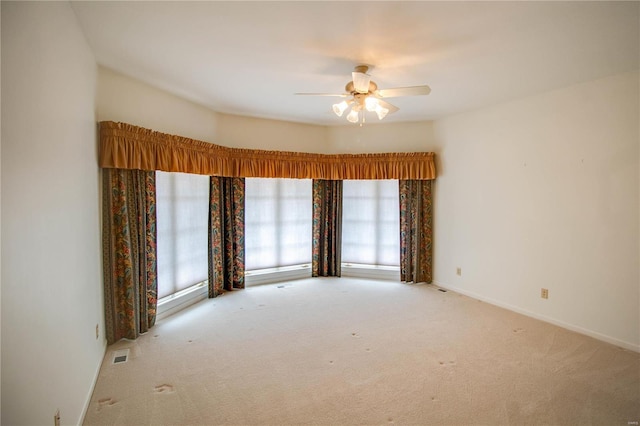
[
  {"x1": 456, "y1": 267, "x2": 462, "y2": 276},
  {"x1": 54, "y1": 409, "x2": 60, "y2": 426},
  {"x1": 541, "y1": 288, "x2": 549, "y2": 299},
  {"x1": 96, "y1": 324, "x2": 99, "y2": 339}
]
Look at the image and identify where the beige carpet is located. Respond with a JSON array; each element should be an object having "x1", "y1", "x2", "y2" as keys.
[{"x1": 84, "y1": 278, "x2": 640, "y2": 425}]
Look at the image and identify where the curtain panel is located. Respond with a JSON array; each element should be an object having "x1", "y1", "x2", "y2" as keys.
[
  {"x1": 399, "y1": 180, "x2": 433, "y2": 284},
  {"x1": 312, "y1": 180, "x2": 343, "y2": 277},
  {"x1": 99, "y1": 121, "x2": 436, "y2": 180},
  {"x1": 208, "y1": 177, "x2": 246, "y2": 297},
  {"x1": 102, "y1": 168, "x2": 158, "y2": 344}
]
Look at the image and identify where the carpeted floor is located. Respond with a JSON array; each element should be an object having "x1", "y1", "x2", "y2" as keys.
[{"x1": 84, "y1": 278, "x2": 640, "y2": 425}]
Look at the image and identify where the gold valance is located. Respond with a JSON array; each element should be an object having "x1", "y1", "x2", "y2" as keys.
[{"x1": 99, "y1": 121, "x2": 436, "y2": 180}]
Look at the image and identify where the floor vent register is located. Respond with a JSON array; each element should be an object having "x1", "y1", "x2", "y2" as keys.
[{"x1": 112, "y1": 348, "x2": 130, "y2": 364}]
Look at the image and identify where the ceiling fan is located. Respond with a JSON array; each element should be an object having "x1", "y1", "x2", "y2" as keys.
[{"x1": 296, "y1": 65, "x2": 431, "y2": 125}]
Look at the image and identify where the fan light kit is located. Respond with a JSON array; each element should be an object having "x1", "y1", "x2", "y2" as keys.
[{"x1": 296, "y1": 65, "x2": 431, "y2": 125}]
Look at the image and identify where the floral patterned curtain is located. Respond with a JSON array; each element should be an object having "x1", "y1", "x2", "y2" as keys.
[
  {"x1": 312, "y1": 180, "x2": 343, "y2": 277},
  {"x1": 102, "y1": 169, "x2": 157, "y2": 344},
  {"x1": 399, "y1": 180, "x2": 433, "y2": 284},
  {"x1": 208, "y1": 177, "x2": 245, "y2": 297}
]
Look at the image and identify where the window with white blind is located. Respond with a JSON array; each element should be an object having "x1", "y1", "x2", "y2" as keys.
[
  {"x1": 156, "y1": 171, "x2": 209, "y2": 299},
  {"x1": 245, "y1": 178, "x2": 312, "y2": 271},
  {"x1": 342, "y1": 179, "x2": 400, "y2": 266}
]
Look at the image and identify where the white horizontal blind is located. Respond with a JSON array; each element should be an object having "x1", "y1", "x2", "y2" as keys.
[
  {"x1": 156, "y1": 171, "x2": 209, "y2": 299},
  {"x1": 245, "y1": 178, "x2": 312, "y2": 270},
  {"x1": 342, "y1": 180, "x2": 400, "y2": 266}
]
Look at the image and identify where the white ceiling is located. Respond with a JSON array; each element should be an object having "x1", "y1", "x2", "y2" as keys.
[{"x1": 71, "y1": 1, "x2": 639, "y2": 126}]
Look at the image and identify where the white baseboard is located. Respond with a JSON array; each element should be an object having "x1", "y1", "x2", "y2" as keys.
[
  {"x1": 246, "y1": 265, "x2": 311, "y2": 286},
  {"x1": 342, "y1": 264, "x2": 399, "y2": 281},
  {"x1": 246, "y1": 263, "x2": 399, "y2": 283},
  {"x1": 155, "y1": 267, "x2": 313, "y2": 321},
  {"x1": 155, "y1": 264, "x2": 400, "y2": 319},
  {"x1": 80, "y1": 339, "x2": 108, "y2": 425},
  {"x1": 157, "y1": 282, "x2": 208, "y2": 321},
  {"x1": 434, "y1": 280, "x2": 640, "y2": 353}
]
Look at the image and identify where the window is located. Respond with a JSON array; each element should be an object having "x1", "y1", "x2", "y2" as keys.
[
  {"x1": 156, "y1": 171, "x2": 209, "y2": 299},
  {"x1": 342, "y1": 180, "x2": 400, "y2": 266},
  {"x1": 245, "y1": 178, "x2": 312, "y2": 270}
]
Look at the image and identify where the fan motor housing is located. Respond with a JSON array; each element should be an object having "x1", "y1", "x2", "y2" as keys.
[{"x1": 345, "y1": 81, "x2": 378, "y2": 94}]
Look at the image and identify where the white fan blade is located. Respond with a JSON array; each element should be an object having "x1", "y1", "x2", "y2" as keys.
[
  {"x1": 294, "y1": 92, "x2": 349, "y2": 97},
  {"x1": 376, "y1": 85, "x2": 431, "y2": 98},
  {"x1": 378, "y1": 99, "x2": 399, "y2": 114}
]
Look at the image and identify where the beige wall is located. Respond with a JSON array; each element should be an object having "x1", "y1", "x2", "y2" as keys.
[
  {"x1": 327, "y1": 121, "x2": 437, "y2": 154},
  {"x1": 432, "y1": 71, "x2": 639, "y2": 350},
  {"x1": 1, "y1": 2, "x2": 104, "y2": 424},
  {"x1": 97, "y1": 67, "x2": 434, "y2": 154},
  {"x1": 97, "y1": 67, "x2": 219, "y2": 143},
  {"x1": 216, "y1": 112, "x2": 328, "y2": 153},
  {"x1": 98, "y1": 67, "x2": 328, "y2": 152}
]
